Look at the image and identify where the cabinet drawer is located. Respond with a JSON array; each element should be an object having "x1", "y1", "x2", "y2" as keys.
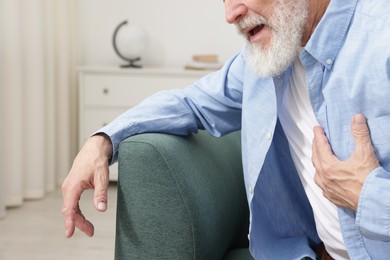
[{"x1": 83, "y1": 74, "x2": 196, "y2": 107}]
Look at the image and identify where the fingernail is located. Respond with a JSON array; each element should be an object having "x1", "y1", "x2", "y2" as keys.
[
  {"x1": 354, "y1": 114, "x2": 366, "y2": 124},
  {"x1": 97, "y1": 202, "x2": 106, "y2": 211}
]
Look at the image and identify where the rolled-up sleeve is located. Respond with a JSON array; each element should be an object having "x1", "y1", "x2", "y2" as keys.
[{"x1": 356, "y1": 167, "x2": 390, "y2": 240}]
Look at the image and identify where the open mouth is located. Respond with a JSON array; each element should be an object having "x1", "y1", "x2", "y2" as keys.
[
  {"x1": 245, "y1": 24, "x2": 266, "y2": 41},
  {"x1": 236, "y1": 15, "x2": 270, "y2": 42},
  {"x1": 249, "y1": 24, "x2": 265, "y2": 37}
]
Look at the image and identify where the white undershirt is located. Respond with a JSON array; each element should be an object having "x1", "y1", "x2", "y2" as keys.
[{"x1": 278, "y1": 56, "x2": 349, "y2": 259}]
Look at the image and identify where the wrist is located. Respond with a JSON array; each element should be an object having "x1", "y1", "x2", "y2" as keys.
[{"x1": 89, "y1": 133, "x2": 113, "y2": 160}]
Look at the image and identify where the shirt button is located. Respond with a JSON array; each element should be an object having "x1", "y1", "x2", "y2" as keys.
[
  {"x1": 266, "y1": 132, "x2": 272, "y2": 140},
  {"x1": 249, "y1": 185, "x2": 254, "y2": 194},
  {"x1": 326, "y1": 58, "x2": 333, "y2": 65},
  {"x1": 248, "y1": 234, "x2": 250, "y2": 241}
]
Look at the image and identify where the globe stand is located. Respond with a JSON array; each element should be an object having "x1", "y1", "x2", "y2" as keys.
[
  {"x1": 112, "y1": 20, "x2": 144, "y2": 69},
  {"x1": 120, "y1": 57, "x2": 142, "y2": 68}
]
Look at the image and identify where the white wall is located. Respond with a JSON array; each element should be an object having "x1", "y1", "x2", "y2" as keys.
[{"x1": 77, "y1": 0, "x2": 244, "y2": 67}]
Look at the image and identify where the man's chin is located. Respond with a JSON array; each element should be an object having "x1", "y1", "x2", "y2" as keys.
[{"x1": 245, "y1": 40, "x2": 299, "y2": 78}]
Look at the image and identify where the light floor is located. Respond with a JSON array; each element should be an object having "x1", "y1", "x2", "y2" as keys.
[{"x1": 0, "y1": 184, "x2": 118, "y2": 260}]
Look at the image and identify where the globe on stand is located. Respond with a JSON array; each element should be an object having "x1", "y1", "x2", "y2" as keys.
[{"x1": 112, "y1": 20, "x2": 149, "y2": 68}]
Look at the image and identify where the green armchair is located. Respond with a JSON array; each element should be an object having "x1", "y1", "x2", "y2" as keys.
[{"x1": 115, "y1": 131, "x2": 253, "y2": 260}]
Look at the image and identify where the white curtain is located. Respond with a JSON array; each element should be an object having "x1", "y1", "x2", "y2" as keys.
[{"x1": 0, "y1": 0, "x2": 78, "y2": 216}]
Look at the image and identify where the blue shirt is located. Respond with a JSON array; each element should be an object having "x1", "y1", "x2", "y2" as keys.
[{"x1": 100, "y1": 0, "x2": 390, "y2": 258}]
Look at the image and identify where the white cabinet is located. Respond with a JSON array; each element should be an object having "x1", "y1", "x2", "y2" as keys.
[{"x1": 78, "y1": 67, "x2": 209, "y2": 181}]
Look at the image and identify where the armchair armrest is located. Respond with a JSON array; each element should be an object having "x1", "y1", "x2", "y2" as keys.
[{"x1": 115, "y1": 131, "x2": 249, "y2": 259}]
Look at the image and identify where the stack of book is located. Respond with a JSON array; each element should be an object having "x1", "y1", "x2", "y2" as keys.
[{"x1": 184, "y1": 54, "x2": 222, "y2": 71}]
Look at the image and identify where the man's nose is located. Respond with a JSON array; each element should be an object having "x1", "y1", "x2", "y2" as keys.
[{"x1": 224, "y1": 0, "x2": 248, "y2": 24}]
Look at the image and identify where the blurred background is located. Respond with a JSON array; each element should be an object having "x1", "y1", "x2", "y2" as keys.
[{"x1": 0, "y1": 0, "x2": 243, "y2": 259}]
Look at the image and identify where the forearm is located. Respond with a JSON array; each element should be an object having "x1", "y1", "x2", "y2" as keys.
[
  {"x1": 98, "y1": 86, "x2": 242, "y2": 164},
  {"x1": 97, "y1": 90, "x2": 201, "y2": 164},
  {"x1": 96, "y1": 53, "x2": 245, "y2": 164}
]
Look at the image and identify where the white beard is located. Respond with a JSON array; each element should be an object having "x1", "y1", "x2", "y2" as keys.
[{"x1": 238, "y1": 0, "x2": 309, "y2": 77}]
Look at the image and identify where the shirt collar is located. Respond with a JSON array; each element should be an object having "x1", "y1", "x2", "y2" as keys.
[{"x1": 303, "y1": 0, "x2": 359, "y2": 70}]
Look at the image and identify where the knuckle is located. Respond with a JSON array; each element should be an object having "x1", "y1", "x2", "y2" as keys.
[
  {"x1": 323, "y1": 192, "x2": 331, "y2": 201},
  {"x1": 61, "y1": 205, "x2": 74, "y2": 215},
  {"x1": 314, "y1": 173, "x2": 320, "y2": 183},
  {"x1": 61, "y1": 181, "x2": 68, "y2": 193},
  {"x1": 94, "y1": 193, "x2": 107, "y2": 203},
  {"x1": 322, "y1": 163, "x2": 333, "y2": 175}
]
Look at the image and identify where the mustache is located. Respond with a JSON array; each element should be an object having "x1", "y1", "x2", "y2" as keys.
[{"x1": 235, "y1": 15, "x2": 273, "y2": 35}]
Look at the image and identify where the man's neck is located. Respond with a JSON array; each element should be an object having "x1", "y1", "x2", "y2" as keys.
[{"x1": 301, "y1": 0, "x2": 330, "y2": 45}]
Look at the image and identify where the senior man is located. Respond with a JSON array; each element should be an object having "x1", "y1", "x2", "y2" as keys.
[{"x1": 62, "y1": 0, "x2": 390, "y2": 259}]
